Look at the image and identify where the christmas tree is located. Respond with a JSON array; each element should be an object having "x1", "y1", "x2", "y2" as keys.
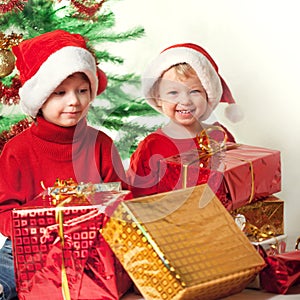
[{"x1": 0, "y1": 0, "x2": 160, "y2": 159}]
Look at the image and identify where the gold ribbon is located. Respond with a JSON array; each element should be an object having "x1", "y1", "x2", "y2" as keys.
[
  {"x1": 55, "y1": 197, "x2": 74, "y2": 300},
  {"x1": 42, "y1": 179, "x2": 92, "y2": 300},
  {"x1": 183, "y1": 126, "x2": 255, "y2": 204},
  {"x1": 225, "y1": 154, "x2": 255, "y2": 204},
  {"x1": 40, "y1": 178, "x2": 121, "y2": 299},
  {"x1": 41, "y1": 178, "x2": 93, "y2": 206},
  {"x1": 196, "y1": 125, "x2": 228, "y2": 155},
  {"x1": 244, "y1": 220, "x2": 276, "y2": 242},
  {"x1": 182, "y1": 126, "x2": 229, "y2": 188}
]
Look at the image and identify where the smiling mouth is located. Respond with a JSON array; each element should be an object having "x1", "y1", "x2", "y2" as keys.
[{"x1": 176, "y1": 109, "x2": 195, "y2": 114}]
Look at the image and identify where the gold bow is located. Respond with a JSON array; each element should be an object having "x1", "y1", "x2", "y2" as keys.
[{"x1": 196, "y1": 125, "x2": 228, "y2": 155}]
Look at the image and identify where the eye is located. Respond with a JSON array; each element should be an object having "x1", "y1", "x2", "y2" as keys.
[
  {"x1": 79, "y1": 88, "x2": 89, "y2": 94},
  {"x1": 167, "y1": 90, "x2": 178, "y2": 96},
  {"x1": 190, "y1": 89, "x2": 201, "y2": 94},
  {"x1": 53, "y1": 90, "x2": 65, "y2": 96}
]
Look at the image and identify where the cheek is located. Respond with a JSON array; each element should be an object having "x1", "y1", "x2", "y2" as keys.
[
  {"x1": 161, "y1": 102, "x2": 176, "y2": 113},
  {"x1": 42, "y1": 99, "x2": 62, "y2": 115},
  {"x1": 197, "y1": 98, "x2": 208, "y2": 110}
]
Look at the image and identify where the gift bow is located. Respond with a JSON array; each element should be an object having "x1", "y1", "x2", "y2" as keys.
[
  {"x1": 234, "y1": 213, "x2": 276, "y2": 242},
  {"x1": 41, "y1": 178, "x2": 122, "y2": 206},
  {"x1": 189, "y1": 126, "x2": 255, "y2": 204},
  {"x1": 182, "y1": 126, "x2": 229, "y2": 189},
  {"x1": 196, "y1": 125, "x2": 228, "y2": 155}
]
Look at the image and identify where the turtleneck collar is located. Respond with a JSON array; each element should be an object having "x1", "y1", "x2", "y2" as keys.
[
  {"x1": 29, "y1": 116, "x2": 89, "y2": 161},
  {"x1": 31, "y1": 116, "x2": 87, "y2": 144}
]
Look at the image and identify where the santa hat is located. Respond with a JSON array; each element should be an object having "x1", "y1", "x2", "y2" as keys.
[
  {"x1": 12, "y1": 29, "x2": 107, "y2": 118},
  {"x1": 142, "y1": 43, "x2": 243, "y2": 123}
]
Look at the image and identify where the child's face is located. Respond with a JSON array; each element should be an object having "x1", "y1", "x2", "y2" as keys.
[
  {"x1": 41, "y1": 73, "x2": 91, "y2": 127},
  {"x1": 157, "y1": 67, "x2": 208, "y2": 130}
]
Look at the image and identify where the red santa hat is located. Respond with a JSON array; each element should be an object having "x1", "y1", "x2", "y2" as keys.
[
  {"x1": 12, "y1": 29, "x2": 107, "y2": 117},
  {"x1": 142, "y1": 43, "x2": 244, "y2": 122}
]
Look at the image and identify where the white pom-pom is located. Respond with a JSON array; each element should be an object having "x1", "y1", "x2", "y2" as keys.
[{"x1": 224, "y1": 104, "x2": 244, "y2": 123}]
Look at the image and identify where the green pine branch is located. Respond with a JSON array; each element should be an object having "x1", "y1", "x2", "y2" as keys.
[
  {"x1": 0, "y1": 114, "x2": 27, "y2": 132},
  {"x1": 0, "y1": 0, "x2": 157, "y2": 160}
]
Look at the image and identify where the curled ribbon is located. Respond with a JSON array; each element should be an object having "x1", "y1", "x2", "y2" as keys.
[
  {"x1": 189, "y1": 126, "x2": 255, "y2": 205},
  {"x1": 41, "y1": 178, "x2": 93, "y2": 206},
  {"x1": 40, "y1": 178, "x2": 122, "y2": 206},
  {"x1": 196, "y1": 125, "x2": 228, "y2": 155},
  {"x1": 244, "y1": 221, "x2": 276, "y2": 242}
]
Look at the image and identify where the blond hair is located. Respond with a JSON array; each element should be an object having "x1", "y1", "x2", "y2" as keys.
[{"x1": 148, "y1": 63, "x2": 198, "y2": 100}]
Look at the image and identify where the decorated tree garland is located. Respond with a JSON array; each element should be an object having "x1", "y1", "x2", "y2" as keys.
[
  {"x1": 0, "y1": 0, "x2": 159, "y2": 158},
  {"x1": 0, "y1": 0, "x2": 28, "y2": 14}
]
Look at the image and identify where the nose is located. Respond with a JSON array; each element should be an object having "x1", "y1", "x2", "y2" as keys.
[
  {"x1": 68, "y1": 92, "x2": 80, "y2": 105},
  {"x1": 178, "y1": 92, "x2": 192, "y2": 105}
]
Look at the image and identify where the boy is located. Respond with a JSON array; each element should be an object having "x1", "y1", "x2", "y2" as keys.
[
  {"x1": 127, "y1": 43, "x2": 243, "y2": 197},
  {"x1": 0, "y1": 30, "x2": 129, "y2": 299}
]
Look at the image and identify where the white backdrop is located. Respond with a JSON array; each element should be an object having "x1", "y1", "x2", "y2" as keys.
[{"x1": 107, "y1": 0, "x2": 300, "y2": 250}]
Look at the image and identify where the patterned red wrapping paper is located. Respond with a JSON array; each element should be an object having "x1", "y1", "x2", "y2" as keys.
[
  {"x1": 158, "y1": 143, "x2": 281, "y2": 210},
  {"x1": 12, "y1": 195, "x2": 132, "y2": 300}
]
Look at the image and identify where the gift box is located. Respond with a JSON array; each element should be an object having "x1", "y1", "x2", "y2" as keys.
[
  {"x1": 247, "y1": 234, "x2": 287, "y2": 289},
  {"x1": 158, "y1": 143, "x2": 281, "y2": 210},
  {"x1": 259, "y1": 238, "x2": 300, "y2": 294},
  {"x1": 231, "y1": 195, "x2": 284, "y2": 241},
  {"x1": 12, "y1": 181, "x2": 132, "y2": 300},
  {"x1": 101, "y1": 184, "x2": 265, "y2": 300}
]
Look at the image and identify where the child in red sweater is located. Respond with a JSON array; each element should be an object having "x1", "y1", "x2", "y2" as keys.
[
  {"x1": 0, "y1": 30, "x2": 129, "y2": 300},
  {"x1": 127, "y1": 43, "x2": 243, "y2": 197}
]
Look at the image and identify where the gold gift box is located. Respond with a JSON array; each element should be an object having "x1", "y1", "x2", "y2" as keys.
[
  {"x1": 231, "y1": 195, "x2": 284, "y2": 242},
  {"x1": 101, "y1": 184, "x2": 265, "y2": 300}
]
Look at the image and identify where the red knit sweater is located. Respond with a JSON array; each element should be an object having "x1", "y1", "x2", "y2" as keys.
[
  {"x1": 0, "y1": 116, "x2": 127, "y2": 238},
  {"x1": 127, "y1": 122, "x2": 235, "y2": 197}
]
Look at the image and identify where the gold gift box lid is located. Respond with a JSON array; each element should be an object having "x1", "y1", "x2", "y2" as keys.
[{"x1": 102, "y1": 184, "x2": 265, "y2": 300}]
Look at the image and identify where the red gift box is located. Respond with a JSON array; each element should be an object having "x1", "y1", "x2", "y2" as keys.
[
  {"x1": 158, "y1": 143, "x2": 281, "y2": 210},
  {"x1": 12, "y1": 191, "x2": 132, "y2": 300},
  {"x1": 258, "y1": 243, "x2": 300, "y2": 294}
]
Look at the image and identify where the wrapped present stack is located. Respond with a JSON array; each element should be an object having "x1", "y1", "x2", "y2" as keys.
[
  {"x1": 157, "y1": 126, "x2": 285, "y2": 291},
  {"x1": 12, "y1": 179, "x2": 132, "y2": 300},
  {"x1": 101, "y1": 184, "x2": 265, "y2": 300},
  {"x1": 231, "y1": 195, "x2": 287, "y2": 290}
]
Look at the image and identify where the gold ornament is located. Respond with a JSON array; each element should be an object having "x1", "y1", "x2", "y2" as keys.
[{"x1": 0, "y1": 49, "x2": 15, "y2": 78}]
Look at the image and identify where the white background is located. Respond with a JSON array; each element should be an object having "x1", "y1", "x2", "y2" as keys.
[{"x1": 107, "y1": 0, "x2": 300, "y2": 250}]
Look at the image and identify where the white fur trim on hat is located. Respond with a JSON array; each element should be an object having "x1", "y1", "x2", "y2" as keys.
[
  {"x1": 19, "y1": 46, "x2": 98, "y2": 117},
  {"x1": 142, "y1": 47, "x2": 222, "y2": 121}
]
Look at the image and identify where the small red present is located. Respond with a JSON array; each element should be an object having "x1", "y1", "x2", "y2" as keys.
[
  {"x1": 258, "y1": 239, "x2": 300, "y2": 294},
  {"x1": 12, "y1": 180, "x2": 132, "y2": 300},
  {"x1": 247, "y1": 234, "x2": 287, "y2": 289},
  {"x1": 158, "y1": 143, "x2": 281, "y2": 210}
]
